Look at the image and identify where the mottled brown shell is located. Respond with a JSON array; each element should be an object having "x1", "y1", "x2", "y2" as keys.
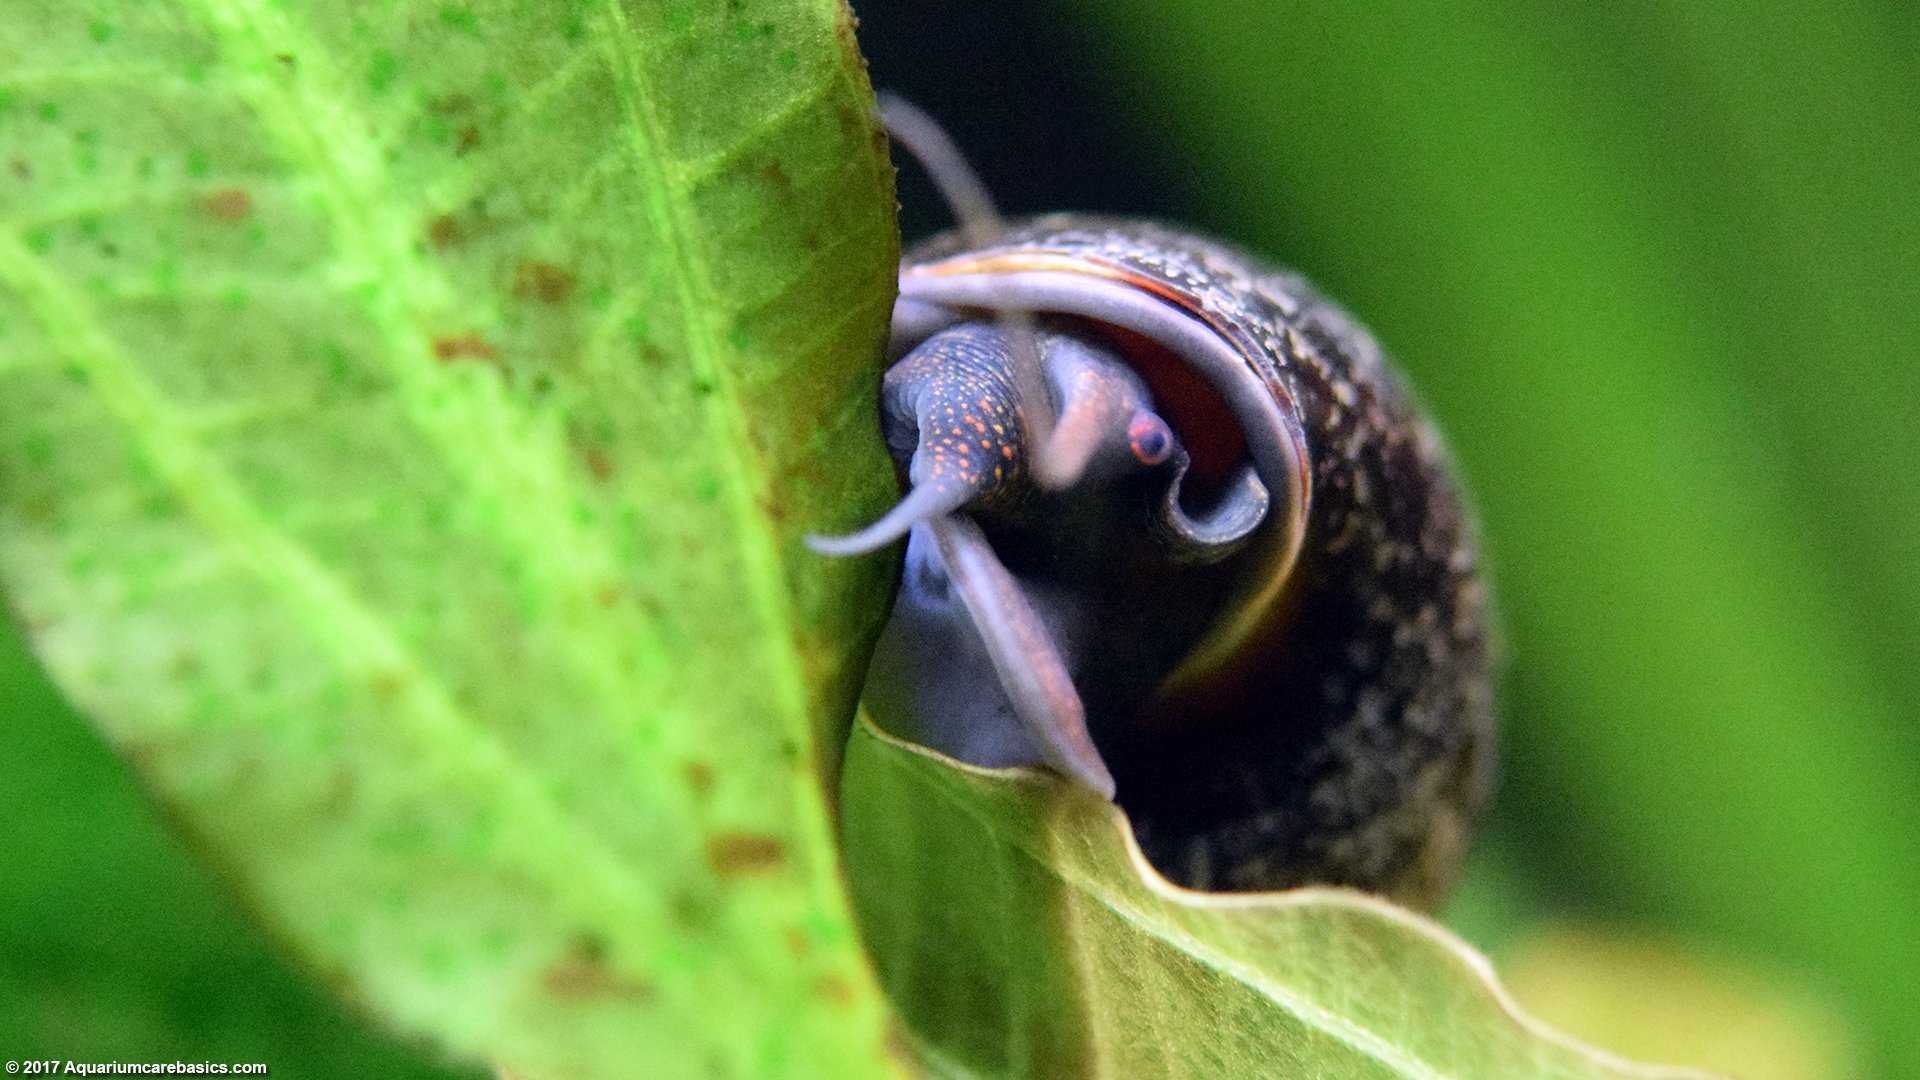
[{"x1": 906, "y1": 216, "x2": 1496, "y2": 909}]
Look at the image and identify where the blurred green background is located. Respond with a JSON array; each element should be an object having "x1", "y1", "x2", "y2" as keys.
[{"x1": 5, "y1": 1, "x2": 1918, "y2": 1077}]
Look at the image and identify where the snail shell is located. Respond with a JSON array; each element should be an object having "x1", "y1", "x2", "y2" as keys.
[{"x1": 824, "y1": 214, "x2": 1494, "y2": 911}]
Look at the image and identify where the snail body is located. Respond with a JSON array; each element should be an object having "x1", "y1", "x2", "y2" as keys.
[{"x1": 819, "y1": 162, "x2": 1493, "y2": 910}]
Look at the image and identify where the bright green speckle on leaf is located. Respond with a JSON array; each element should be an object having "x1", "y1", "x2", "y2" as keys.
[
  {"x1": 776, "y1": 50, "x2": 797, "y2": 71},
  {"x1": 24, "y1": 227, "x2": 53, "y2": 255},
  {"x1": 185, "y1": 148, "x2": 210, "y2": 178},
  {"x1": 88, "y1": 19, "x2": 114, "y2": 43},
  {"x1": 123, "y1": 449, "x2": 159, "y2": 487},
  {"x1": 560, "y1": 17, "x2": 585, "y2": 42},
  {"x1": 151, "y1": 257, "x2": 179, "y2": 294},
  {"x1": 438, "y1": 6, "x2": 482, "y2": 35},
  {"x1": 21, "y1": 432, "x2": 53, "y2": 467},
  {"x1": 665, "y1": 3, "x2": 693, "y2": 33},
  {"x1": 137, "y1": 155, "x2": 156, "y2": 178},
  {"x1": 0, "y1": 88, "x2": 14, "y2": 116},
  {"x1": 223, "y1": 286, "x2": 249, "y2": 311},
  {"x1": 624, "y1": 314, "x2": 651, "y2": 341},
  {"x1": 693, "y1": 475, "x2": 721, "y2": 502},
  {"x1": 368, "y1": 50, "x2": 400, "y2": 95},
  {"x1": 75, "y1": 130, "x2": 101, "y2": 175},
  {"x1": 323, "y1": 342, "x2": 354, "y2": 384},
  {"x1": 37, "y1": 101, "x2": 60, "y2": 123},
  {"x1": 60, "y1": 363, "x2": 89, "y2": 386},
  {"x1": 800, "y1": 907, "x2": 849, "y2": 947}
]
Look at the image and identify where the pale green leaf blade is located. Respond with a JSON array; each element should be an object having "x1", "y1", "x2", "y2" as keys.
[
  {"x1": 0, "y1": 2, "x2": 901, "y2": 1078},
  {"x1": 843, "y1": 721, "x2": 1722, "y2": 1080},
  {"x1": 0, "y1": 621, "x2": 478, "y2": 1077}
]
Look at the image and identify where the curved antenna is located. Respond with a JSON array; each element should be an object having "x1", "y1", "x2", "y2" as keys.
[
  {"x1": 877, "y1": 93, "x2": 1058, "y2": 484},
  {"x1": 805, "y1": 476, "x2": 974, "y2": 557},
  {"x1": 875, "y1": 93, "x2": 1003, "y2": 254}
]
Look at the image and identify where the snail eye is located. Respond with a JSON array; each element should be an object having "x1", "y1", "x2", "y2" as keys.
[{"x1": 1128, "y1": 414, "x2": 1174, "y2": 467}]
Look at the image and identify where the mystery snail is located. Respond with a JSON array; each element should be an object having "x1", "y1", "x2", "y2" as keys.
[{"x1": 814, "y1": 98, "x2": 1494, "y2": 911}]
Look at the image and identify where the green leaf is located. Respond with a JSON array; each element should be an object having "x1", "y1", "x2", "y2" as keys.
[
  {"x1": 0, "y1": 622, "x2": 480, "y2": 1077},
  {"x1": 843, "y1": 720, "x2": 1720, "y2": 1080},
  {"x1": 0, "y1": 2, "x2": 902, "y2": 1078}
]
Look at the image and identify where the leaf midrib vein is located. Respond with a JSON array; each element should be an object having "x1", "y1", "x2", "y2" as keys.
[
  {"x1": 590, "y1": 5, "x2": 821, "y2": 820},
  {"x1": 183, "y1": 0, "x2": 685, "y2": 713}
]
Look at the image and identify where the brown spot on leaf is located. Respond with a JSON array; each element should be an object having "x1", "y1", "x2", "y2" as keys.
[
  {"x1": 10, "y1": 158, "x2": 32, "y2": 180},
  {"x1": 202, "y1": 187, "x2": 251, "y2": 222},
  {"x1": 594, "y1": 584, "x2": 619, "y2": 608},
  {"x1": 883, "y1": 1023, "x2": 922, "y2": 1074},
  {"x1": 425, "y1": 213, "x2": 463, "y2": 248},
  {"x1": 784, "y1": 926, "x2": 811, "y2": 959},
  {"x1": 272, "y1": 52, "x2": 296, "y2": 68},
  {"x1": 513, "y1": 260, "x2": 576, "y2": 304},
  {"x1": 319, "y1": 768, "x2": 357, "y2": 817},
  {"x1": 705, "y1": 832, "x2": 786, "y2": 877},
  {"x1": 582, "y1": 447, "x2": 612, "y2": 480},
  {"x1": 684, "y1": 760, "x2": 714, "y2": 794},
  {"x1": 541, "y1": 937, "x2": 655, "y2": 1000},
  {"x1": 428, "y1": 93, "x2": 475, "y2": 114},
  {"x1": 433, "y1": 333, "x2": 495, "y2": 362},
  {"x1": 453, "y1": 124, "x2": 481, "y2": 156},
  {"x1": 833, "y1": 98, "x2": 860, "y2": 140},
  {"x1": 370, "y1": 670, "x2": 407, "y2": 701},
  {"x1": 813, "y1": 974, "x2": 855, "y2": 1009},
  {"x1": 760, "y1": 158, "x2": 791, "y2": 198}
]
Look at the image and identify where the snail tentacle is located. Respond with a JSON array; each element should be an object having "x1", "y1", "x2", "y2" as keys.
[
  {"x1": 806, "y1": 324, "x2": 1034, "y2": 555},
  {"x1": 1035, "y1": 332, "x2": 1162, "y2": 489},
  {"x1": 927, "y1": 514, "x2": 1116, "y2": 798},
  {"x1": 876, "y1": 91, "x2": 1058, "y2": 483}
]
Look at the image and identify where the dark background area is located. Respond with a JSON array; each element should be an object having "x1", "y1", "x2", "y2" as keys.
[{"x1": 856, "y1": 2, "x2": 1175, "y2": 240}]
